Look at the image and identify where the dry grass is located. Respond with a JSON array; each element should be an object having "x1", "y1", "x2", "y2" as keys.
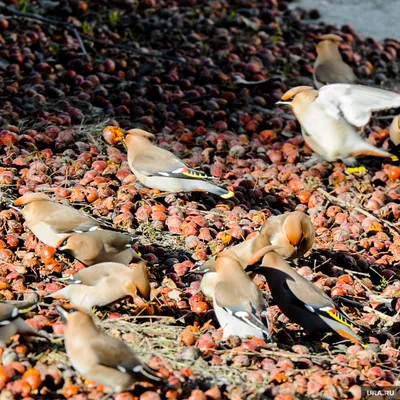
[{"x1": 99, "y1": 317, "x2": 273, "y2": 396}]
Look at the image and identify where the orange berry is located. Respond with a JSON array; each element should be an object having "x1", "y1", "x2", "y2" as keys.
[
  {"x1": 388, "y1": 166, "x2": 400, "y2": 180},
  {"x1": 22, "y1": 368, "x2": 42, "y2": 390},
  {"x1": 63, "y1": 384, "x2": 79, "y2": 398},
  {"x1": 298, "y1": 191, "x2": 311, "y2": 204}
]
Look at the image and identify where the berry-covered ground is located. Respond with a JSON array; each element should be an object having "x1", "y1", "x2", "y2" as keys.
[{"x1": 0, "y1": 0, "x2": 399, "y2": 399}]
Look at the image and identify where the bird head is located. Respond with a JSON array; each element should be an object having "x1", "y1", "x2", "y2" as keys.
[
  {"x1": 315, "y1": 34, "x2": 344, "y2": 56},
  {"x1": 124, "y1": 129, "x2": 155, "y2": 155},
  {"x1": 14, "y1": 192, "x2": 51, "y2": 206},
  {"x1": 57, "y1": 236, "x2": 74, "y2": 252},
  {"x1": 125, "y1": 129, "x2": 155, "y2": 140},
  {"x1": 58, "y1": 233, "x2": 97, "y2": 259},
  {"x1": 130, "y1": 261, "x2": 151, "y2": 300},
  {"x1": 316, "y1": 34, "x2": 343, "y2": 43},
  {"x1": 55, "y1": 304, "x2": 88, "y2": 326},
  {"x1": 282, "y1": 211, "x2": 309, "y2": 250},
  {"x1": 276, "y1": 86, "x2": 317, "y2": 113}
]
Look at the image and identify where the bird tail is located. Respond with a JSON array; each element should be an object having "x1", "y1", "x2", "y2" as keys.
[
  {"x1": 193, "y1": 180, "x2": 234, "y2": 199},
  {"x1": 234, "y1": 310, "x2": 271, "y2": 341},
  {"x1": 117, "y1": 363, "x2": 164, "y2": 385},
  {"x1": 350, "y1": 145, "x2": 393, "y2": 160},
  {"x1": 208, "y1": 184, "x2": 234, "y2": 199},
  {"x1": 8, "y1": 204, "x2": 22, "y2": 212},
  {"x1": 319, "y1": 307, "x2": 364, "y2": 346},
  {"x1": 140, "y1": 364, "x2": 164, "y2": 384}
]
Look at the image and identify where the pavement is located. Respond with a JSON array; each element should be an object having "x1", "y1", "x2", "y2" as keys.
[{"x1": 290, "y1": 0, "x2": 400, "y2": 41}]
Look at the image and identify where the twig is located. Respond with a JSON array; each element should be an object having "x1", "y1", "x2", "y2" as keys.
[
  {"x1": 233, "y1": 75, "x2": 284, "y2": 86},
  {"x1": 78, "y1": 32, "x2": 191, "y2": 64},
  {"x1": 317, "y1": 188, "x2": 400, "y2": 235},
  {"x1": 333, "y1": 266, "x2": 370, "y2": 277},
  {"x1": 368, "y1": 295, "x2": 393, "y2": 305},
  {"x1": 333, "y1": 266, "x2": 374, "y2": 293},
  {"x1": 363, "y1": 306, "x2": 400, "y2": 326},
  {"x1": 72, "y1": 28, "x2": 89, "y2": 60},
  {"x1": 0, "y1": 3, "x2": 191, "y2": 65}
]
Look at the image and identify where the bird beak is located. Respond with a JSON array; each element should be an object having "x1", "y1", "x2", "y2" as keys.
[
  {"x1": 55, "y1": 306, "x2": 69, "y2": 324},
  {"x1": 276, "y1": 101, "x2": 292, "y2": 107}
]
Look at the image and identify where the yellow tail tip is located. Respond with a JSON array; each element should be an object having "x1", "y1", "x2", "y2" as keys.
[
  {"x1": 220, "y1": 191, "x2": 235, "y2": 199},
  {"x1": 391, "y1": 155, "x2": 399, "y2": 161},
  {"x1": 346, "y1": 166, "x2": 366, "y2": 174}
]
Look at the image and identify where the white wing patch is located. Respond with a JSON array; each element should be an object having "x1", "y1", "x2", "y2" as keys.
[{"x1": 304, "y1": 303, "x2": 315, "y2": 313}]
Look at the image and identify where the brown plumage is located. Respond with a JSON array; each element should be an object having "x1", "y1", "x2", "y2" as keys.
[
  {"x1": 13, "y1": 192, "x2": 101, "y2": 248},
  {"x1": 199, "y1": 211, "x2": 315, "y2": 274},
  {"x1": 58, "y1": 230, "x2": 142, "y2": 266},
  {"x1": 262, "y1": 211, "x2": 315, "y2": 260},
  {"x1": 57, "y1": 306, "x2": 163, "y2": 393},
  {"x1": 249, "y1": 247, "x2": 363, "y2": 345},
  {"x1": 314, "y1": 34, "x2": 357, "y2": 89},
  {"x1": 48, "y1": 262, "x2": 151, "y2": 312},
  {"x1": 213, "y1": 251, "x2": 269, "y2": 340},
  {"x1": 0, "y1": 302, "x2": 38, "y2": 344},
  {"x1": 124, "y1": 129, "x2": 234, "y2": 198},
  {"x1": 200, "y1": 211, "x2": 314, "y2": 298}
]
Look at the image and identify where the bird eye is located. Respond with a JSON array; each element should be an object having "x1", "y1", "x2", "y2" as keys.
[
  {"x1": 288, "y1": 96, "x2": 295, "y2": 101},
  {"x1": 60, "y1": 238, "x2": 69, "y2": 247}
]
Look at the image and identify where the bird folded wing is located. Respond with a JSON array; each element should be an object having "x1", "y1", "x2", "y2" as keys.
[
  {"x1": 0, "y1": 304, "x2": 19, "y2": 325},
  {"x1": 314, "y1": 63, "x2": 355, "y2": 86},
  {"x1": 133, "y1": 151, "x2": 209, "y2": 180},
  {"x1": 317, "y1": 84, "x2": 400, "y2": 128},
  {"x1": 91, "y1": 335, "x2": 140, "y2": 368},
  {"x1": 43, "y1": 210, "x2": 99, "y2": 234},
  {"x1": 215, "y1": 284, "x2": 267, "y2": 333},
  {"x1": 92, "y1": 337, "x2": 162, "y2": 382},
  {"x1": 284, "y1": 278, "x2": 334, "y2": 313}
]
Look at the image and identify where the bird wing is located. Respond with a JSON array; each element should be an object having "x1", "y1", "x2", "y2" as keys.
[
  {"x1": 215, "y1": 282, "x2": 267, "y2": 334},
  {"x1": 284, "y1": 277, "x2": 359, "y2": 329},
  {"x1": 133, "y1": 146, "x2": 209, "y2": 180},
  {"x1": 91, "y1": 334, "x2": 141, "y2": 367},
  {"x1": 100, "y1": 231, "x2": 134, "y2": 253},
  {"x1": 317, "y1": 84, "x2": 400, "y2": 128},
  {"x1": 0, "y1": 303, "x2": 19, "y2": 325},
  {"x1": 42, "y1": 209, "x2": 100, "y2": 234},
  {"x1": 314, "y1": 62, "x2": 357, "y2": 86},
  {"x1": 284, "y1": 273, "x2": 334, "y2": 311},
  {"x1": 91, "y1": 335, "x2": 162, "y2": 382}
]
